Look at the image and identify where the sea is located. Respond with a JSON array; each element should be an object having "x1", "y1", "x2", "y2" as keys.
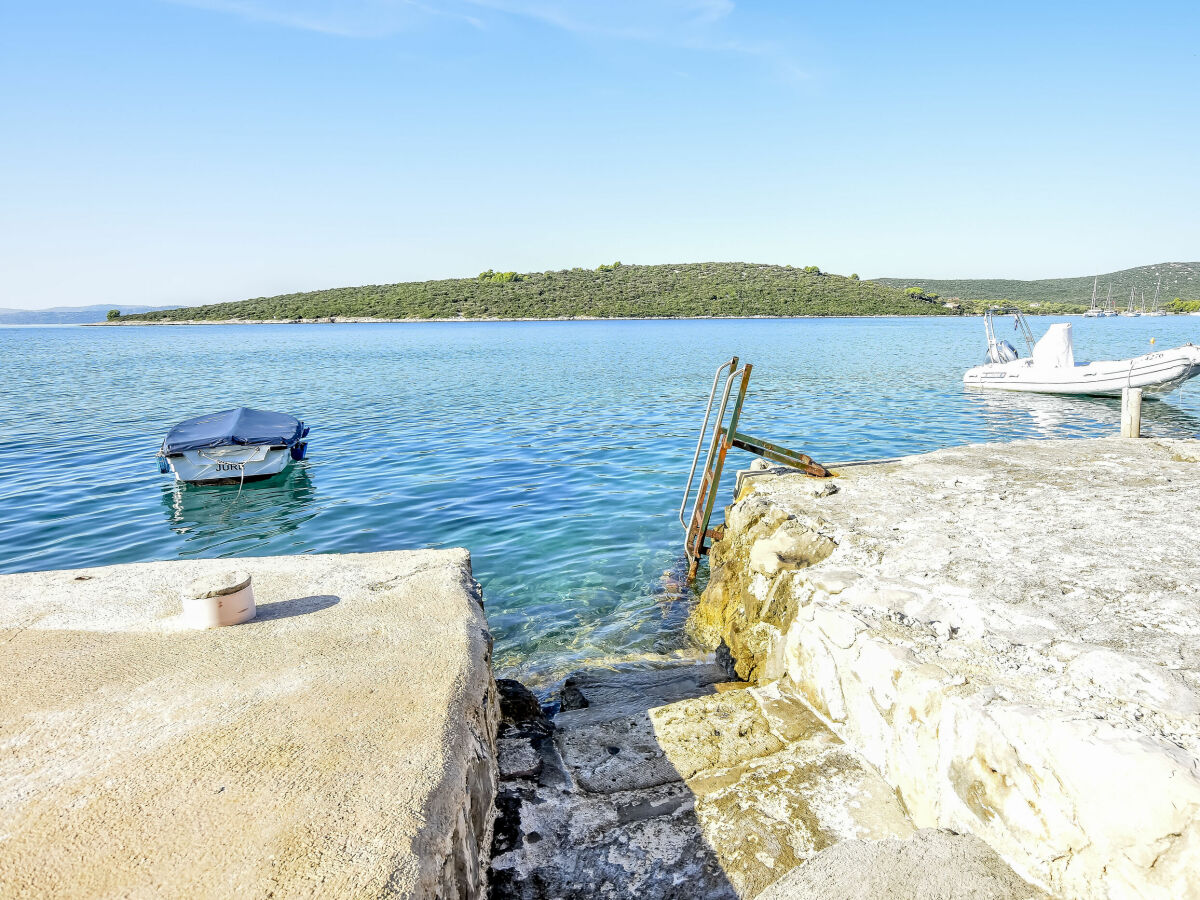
[{"x1": 3, "y1": 316, "x2": 1199, "y2": 684}]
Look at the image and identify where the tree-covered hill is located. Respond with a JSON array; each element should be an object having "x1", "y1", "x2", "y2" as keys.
[
  {"x1": 120, "y1": 263, "x2": 957, "y2": 322},
  {"x1": 876, "y1": 262, "x2": 1200, "y2": 308}
]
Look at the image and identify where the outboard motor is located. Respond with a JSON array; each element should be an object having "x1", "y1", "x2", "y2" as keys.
[
  {"x1": 987, "y1": 340, "x2": 1019, "y2": 364},
  {"x1": 290, "y1": 423, "x2": 310, "y2": 460}
]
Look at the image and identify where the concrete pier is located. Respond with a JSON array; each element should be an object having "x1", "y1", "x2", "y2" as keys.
[{"x1": 0, "y1": 550, "x2": 498, "y2": 899}]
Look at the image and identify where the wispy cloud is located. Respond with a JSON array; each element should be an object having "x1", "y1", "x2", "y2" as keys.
[
  {"x1": 466, "y1": 1, "x2": 803, "y2": 81},
  {"x1": 462, "y1": 0, "x2": 735, "y2": 40},
  {"x1": 166, "y1": 0, "x2": 736, "y2": 42},
  {"x1": 163, "y1": 0, "x2": 805, "y2": 79},
  {"x1": 164, "y1": 0, "x2": 482, "y2": 38}
]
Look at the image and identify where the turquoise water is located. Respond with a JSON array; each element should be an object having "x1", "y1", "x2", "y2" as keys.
[{"x1": 3, "y1": 317, "x2": 1199, "y2": 682}]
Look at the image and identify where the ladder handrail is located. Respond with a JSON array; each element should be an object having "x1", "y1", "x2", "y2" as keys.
[
  {"x1": 678, "y1": 356, "x2": 738, "y2": 527},
  {"x1": 686, "y1": 362, "x2": 748, "y2": 532},
  {"x1": 684, "y1": 363, "x2": 751, "y2": 578},
  {"x1": 696, "y1": 365, "x2": 749, "y2": 512},
  {"x1": 680, "y1": 356, "x2": 832, "y2": 579}
]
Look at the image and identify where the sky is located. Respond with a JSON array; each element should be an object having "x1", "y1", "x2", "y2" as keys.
[{"x1": 2, "y1": 1, "x2": 1198, "y2": 309}]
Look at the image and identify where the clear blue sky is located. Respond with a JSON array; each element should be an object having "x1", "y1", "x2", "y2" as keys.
[{"x1": 3, "y1": 1, "x2": 1198, "y2": 309}]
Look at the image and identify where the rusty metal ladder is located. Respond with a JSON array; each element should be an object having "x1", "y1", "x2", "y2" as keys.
[{"x1": 679, "y1": 357, "x2": 830, "y2": 579}]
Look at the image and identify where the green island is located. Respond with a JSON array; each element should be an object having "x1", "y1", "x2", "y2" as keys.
[
  {"x1": 879, "y1": 261, "x2": 1200, "y2": 314},
  {"x1": 117, "y1": 260, "x2": 1200, "y2": 323}
]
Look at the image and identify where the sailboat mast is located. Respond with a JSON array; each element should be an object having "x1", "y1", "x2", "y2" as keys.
[
  {"x1": 1090, "y1": 276, "x2": 1098, "y2": 309},
  {"x1": 1152, "y1": 276, "x2": 1162, "y2": 311}
]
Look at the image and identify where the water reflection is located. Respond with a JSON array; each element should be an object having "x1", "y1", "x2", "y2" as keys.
[
  {"x1": 161, "y1": 464, "x2": 319, "y2": 556},
  {"x1": 966, "y1": 387, "x2": 1200, "y2": 440},
  {"x1": 1140, "y1": 396, "x2": 1200, "y2": 435}
]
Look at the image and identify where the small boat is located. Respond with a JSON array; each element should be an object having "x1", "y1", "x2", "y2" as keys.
[
  {"x1": 157, "y1": 407, "x2": 309, "y2": 483},
  {"x1": 964, "y1": 307, "x2": 1200, "y2": 396}
]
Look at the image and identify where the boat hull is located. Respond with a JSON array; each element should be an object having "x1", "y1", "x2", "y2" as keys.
[
  {"x1": 165, "y1": 445, "x2": 293, "y2": 483},
  {"x1": 964, "y1": 345, "x2": 1200, "y2": 396}
]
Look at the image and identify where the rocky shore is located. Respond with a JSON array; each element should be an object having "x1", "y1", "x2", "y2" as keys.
[{"x1": 94, "y1": 313, "x2": 970, "y2": 326}]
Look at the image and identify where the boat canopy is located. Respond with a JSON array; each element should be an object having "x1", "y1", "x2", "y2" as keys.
[
  {"x1": 1031, "y1": 323, "x2": 1075, "y2": 369},
  {"x1": 162, "y1": 407, "x2": 303, "y2": 453}
]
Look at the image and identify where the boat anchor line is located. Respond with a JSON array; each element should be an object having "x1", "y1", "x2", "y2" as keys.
[
  {"x1": 680, "y1": 356, "x2": 831, "y2": 580},
  {"x1": 197, "y1": 448, "x2": 253, "y2": 497}
]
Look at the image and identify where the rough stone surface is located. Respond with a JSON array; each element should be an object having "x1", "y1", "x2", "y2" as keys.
[
  {"x1": 757, "y1": 829, "x2": 1049, "y2": 900},
  {"x1": 691, "y1": 438, "x2": 1200, "y2": 900},
  {"x1": 489, "y1": 661, "x2": 738, "y2": 899},
  {"x1": 185, "y1": 569, "x2": 253, "y2": 598},
  {"x1": 0, "y1": 550, "x2": 499, "y2": 900},
  {"x1": 489, "y1": 661, "x2": 980, "y2": 899}
]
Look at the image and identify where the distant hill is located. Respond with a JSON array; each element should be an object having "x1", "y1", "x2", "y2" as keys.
[
  {"x1": 119, "y1": 263, "x2": 958, "y2": 323},
  {"x1": 876, "y1": 262, "x2": 1200, "y2": 311},
  {"x1": 0, "y1": 304, "x2": 182, "y2": 325}
]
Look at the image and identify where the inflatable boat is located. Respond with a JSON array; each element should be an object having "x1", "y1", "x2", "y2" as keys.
[
  {"x1": 964, "y1": 308, "x2": 1200, "y2": 397},
  {"x1": 157, "y1": 407, "x2": 309, "y2": 483}
]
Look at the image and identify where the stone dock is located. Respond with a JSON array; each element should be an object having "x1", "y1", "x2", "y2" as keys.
[
  {"x1": 0, "y1": 550, "x2": 498, "y2": 899},
  {"x1": 2, "y1": 438, "x2": 1198, "y2": 898},
  {"x1": 690, "y1": 437, "x2": 1200, "y2": 900}
]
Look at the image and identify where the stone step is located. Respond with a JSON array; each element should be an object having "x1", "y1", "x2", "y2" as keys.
[{"x1": 490, "y1": 661, "x2": 1044, "y2": 898}]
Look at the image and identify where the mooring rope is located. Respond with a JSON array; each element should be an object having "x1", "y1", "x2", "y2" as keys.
[{"x1": 196, "y1": 448, "x2": 257, "y2": 500}]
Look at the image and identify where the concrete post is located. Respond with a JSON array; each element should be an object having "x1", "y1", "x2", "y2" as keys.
[
  {"x1": 1121, "y1": 387, "x2": 1142, "y2": 438},
  {"x1": 182, "y1": 570, "x2": 255, "y2": 628}
]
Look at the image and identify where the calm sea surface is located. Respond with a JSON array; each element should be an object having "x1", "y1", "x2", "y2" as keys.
[{"x1": 4, "y1": 317, "x2": 1200, "y2": 683}]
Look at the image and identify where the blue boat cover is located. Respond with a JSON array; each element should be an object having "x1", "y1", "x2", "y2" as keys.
[{"x1": 162, "y1": 407, "x2": 303, "y2": 453}]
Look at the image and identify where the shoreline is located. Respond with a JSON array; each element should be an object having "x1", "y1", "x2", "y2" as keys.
[{"x1": 86, "y1": 311, "x2": 1113, "y2": 327}]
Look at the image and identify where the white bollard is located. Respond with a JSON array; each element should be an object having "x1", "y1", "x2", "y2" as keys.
[
  {"x1": 1121, "y1": 387, "x2": 1142, "y2": 438},
  {"x1": 182, "y1": 571, "x2": 256, "y2": 628}
]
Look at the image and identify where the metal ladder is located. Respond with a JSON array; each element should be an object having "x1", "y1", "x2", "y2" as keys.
[{"x1": 679, "y1": 357, "x2": 830, "y2": 579}]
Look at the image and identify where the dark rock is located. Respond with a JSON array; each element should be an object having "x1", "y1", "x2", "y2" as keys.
[
  {"x1": 497, "y1": 678, "x2": 547, "y2": 726},
  {"x1": 559, "y1": 676, "x2": 589, "y2": 711},
  {"x1": 489, "y1": 784, "x2": 531, "y2": 857},
  {"x1": 715, "y1": 641, "x2": 738, "y2": 680}
]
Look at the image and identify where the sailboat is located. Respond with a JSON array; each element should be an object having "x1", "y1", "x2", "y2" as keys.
[
  {"x1": 1144, "y1": 275, "x2": 1166, "y2": 316},
  {"x1": 1083, "y1": 276, "x2": 1103, "y2": 317},
  {"x1": 1120, "y1": 285, "x2": 1140, "y2": 317},
  {"x1": 1103, "y1": 283, "x2": 1118, "y2": 316}
]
